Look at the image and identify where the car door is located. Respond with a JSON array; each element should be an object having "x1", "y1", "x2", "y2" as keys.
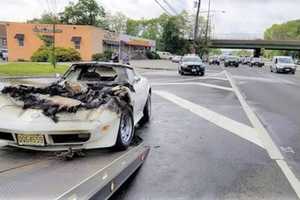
[{"x1": 126, "y1": 68, "x2": 146, "y2": 122}]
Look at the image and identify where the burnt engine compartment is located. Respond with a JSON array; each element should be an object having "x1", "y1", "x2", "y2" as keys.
[{"x1": 1, "y1": 81, "x2": 134, "y2": 122}]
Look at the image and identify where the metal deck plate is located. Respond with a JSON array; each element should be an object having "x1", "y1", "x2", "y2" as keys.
[{"x1": 0, "y1": 144, "x2": 148, "y2": 200}]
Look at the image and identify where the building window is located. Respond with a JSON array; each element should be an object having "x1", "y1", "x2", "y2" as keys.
[
  {"x1": 14, "y1": 34, "x2": 25, "y2": 47},
  {"x1": 71, "y1": 36, "x2": 81, "y2": 49},
  {"x1": 0, "y1": 38, "x2": 7, "y2": 47},
  {"x1": 2, "y1": 38, "x2": 7, "y2": 47}
]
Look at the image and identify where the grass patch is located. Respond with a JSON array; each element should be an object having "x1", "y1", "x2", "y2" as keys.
[{"x1": 0, "y1": 62, "x2": 69, "y2": 76}]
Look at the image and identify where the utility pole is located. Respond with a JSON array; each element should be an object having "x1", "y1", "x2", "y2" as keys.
[
  {"x1": 52, "y1": 14, "x2": 56, "y2": 69},
  {"x1": 194, "y1": 0, "x2": 201, "y2": 42},
  {"x1": 205, "y1": 0, "x2": 211, "y2": 45}
]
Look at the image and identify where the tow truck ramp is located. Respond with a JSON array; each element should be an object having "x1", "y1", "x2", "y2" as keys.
[{"x1": 0, "y1": 139, "x2": 150, "y2": 200}]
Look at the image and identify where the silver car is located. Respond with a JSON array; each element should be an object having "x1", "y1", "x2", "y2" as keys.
[{"x1": 270, "y1": 56, "x2": 297, "y2": 74}]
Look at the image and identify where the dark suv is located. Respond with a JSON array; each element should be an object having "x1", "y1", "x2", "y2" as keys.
[
  {"x1": 178, "y1": 55, "x2": 205, "y2": 76},
  {"x1": 224, "y1": 56, "x2": 239, "y2": 67}
]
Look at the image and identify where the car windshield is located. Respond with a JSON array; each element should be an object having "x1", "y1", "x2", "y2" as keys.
[
  {"x1": 64, "y1": 64, "x2": 127, "y2": 83},
  {"x1": 227, "y1": 56, "x2": 238, "y2": 60},
  {"x1": 278, "y1": 57, "x2": 293, "y2": 64},
  {"x1": 182, "y1": 57, "x2": 202, "y2": 63}
]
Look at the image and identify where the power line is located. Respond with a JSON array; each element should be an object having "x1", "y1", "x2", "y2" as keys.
[
  {"x1": 161, "y1": 0, "x2": 178, "y2": 15},
  {"x1": 153, "y1": 0, "x2": 172, "y2": 16}
]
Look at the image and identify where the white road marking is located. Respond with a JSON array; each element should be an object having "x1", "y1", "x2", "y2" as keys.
[
  {"x1": 225, "y1": 71, "x2": 283, "y2": 159},
  {"x1": 152, "y1": 82, "x2": 233, "y2": 92},
  {"x1": 225, "y1": 70, "x2": 300, "y2": 199},
  {"x1": 154, "y1": 90, "x2": 265, "y2": 149},
  {"x1": 233, "y1": 75, "x2": 295, "y2": 84},
  {"x1": 277, "y1": 160, "x2": 300, "y2": 198}
]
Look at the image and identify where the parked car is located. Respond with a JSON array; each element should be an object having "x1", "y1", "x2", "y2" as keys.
[
  {"x1": 242, "y1": 57, "x2": 251, "y2": 65},
  {"x1": 157, "y1": 51, "x2": 173, "y2": 60},
  {"x1": 0, "y1": 49, "x2": 8, "y2": 61},
  {"x1": 209, "y1": 56, "x2": 220, "y2": 65},
  {"x1": 172, "y1": 55, "x2": 182, "y2": 63},
  {"x1": 250, "y1": 57, "x2": 264, "y2": 67},
  {"x1": 224, "y1": 56, "x2": 239, "y2": 67},
  {"x1": 270, "y1": 56, "x2": 297, "y2": 74},
  {"x1": 0, "y1": 62, "x2": 151, "y2": 151},
  {"x1": 178, "y1": 55, "x2": 205, "y2": 76}
]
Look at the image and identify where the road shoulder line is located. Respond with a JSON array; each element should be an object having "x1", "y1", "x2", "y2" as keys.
[
  {"x1": 152, "y1": 82, "x2": 233, "y2": 92},
  {"x1": 224, "y1": 70, "x2": 300, "y2": 199}
]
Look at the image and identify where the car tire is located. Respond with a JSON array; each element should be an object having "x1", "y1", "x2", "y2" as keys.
[
  {"x1": 292, "y1": 71, "x2": 296, "y2": 74},
  {"x1": 115, "y1": 107, "x2": 134, "y2": 150},
  {"x1": 139, "y1": 93, "x2": 151, "y2": 125},
  {"x1": 199, "y1": 71, "x2": 205, "y2": 76}
]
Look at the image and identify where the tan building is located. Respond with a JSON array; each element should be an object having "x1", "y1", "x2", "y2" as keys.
[{"x1": 0, "y1": 22, "x2": 156, "y2": 62}]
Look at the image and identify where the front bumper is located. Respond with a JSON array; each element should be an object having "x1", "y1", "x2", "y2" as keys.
[
  {"x1": 277, "y1": 67, "x2": 296, "y2": 73},
  {"x1": 0, "y1": 114, "x2": 121, "y2": 151},
  {"x1": 182, "y1": 66, "x2": 205, "y2": 74},
  {"x1": 225, "y1": 62, "x2": 238, "y2": 66},
  {"x1": 252, "y1": 62, "x2": 264, "y2": 67}
]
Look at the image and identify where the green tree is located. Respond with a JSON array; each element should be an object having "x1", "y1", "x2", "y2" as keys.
[
  {"x1": 27, "y1": 13, "x2": 56, "y2": 24},
  {"x1": 234, "y1": 50, "x2": 252, "y2": 57},
  {"x1": 161, "y1": 17, "x2": 189, "y2": 55},
  {"x1": 264, "y1": 19, "x2": 300, "y2": 58},
  {"x1": 126, "y1": 19, "x2": 140, "y2": 36},
  {"x1": 209, "y1": 49, "x2": 222, "y2": 56},
  {"x1": 59, "y1": 0, "x2": 106, "y2": 27},
  {"x1": 106, "y1": 12, "x2": 128, "y2": 33}
]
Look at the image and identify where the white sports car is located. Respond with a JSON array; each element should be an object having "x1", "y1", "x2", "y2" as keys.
[{"x1": 0, "y1": 62, "x2": 151, "y2": 151}]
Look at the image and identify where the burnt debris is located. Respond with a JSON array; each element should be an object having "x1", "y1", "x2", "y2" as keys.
[{"x1": 1, "y1": 81, "x2": 134, "y2": 122}]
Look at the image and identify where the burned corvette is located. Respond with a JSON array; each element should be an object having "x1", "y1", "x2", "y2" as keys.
[{"x1": 0, "y1": 62, "x2": 151, "y2": 151}]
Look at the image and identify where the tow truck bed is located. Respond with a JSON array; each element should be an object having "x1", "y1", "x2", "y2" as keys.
[{"x1": 0, "y1": 140, "x2": 149, "y2": 200}]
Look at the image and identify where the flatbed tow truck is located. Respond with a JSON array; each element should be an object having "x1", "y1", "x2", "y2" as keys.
[{"x1": 0, "y1": 138, "x2": 150, "y2": 200}]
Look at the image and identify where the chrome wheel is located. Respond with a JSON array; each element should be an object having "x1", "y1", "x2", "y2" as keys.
[{"x1": 120, "y1": 113, "x2": 133, "y2": 144}]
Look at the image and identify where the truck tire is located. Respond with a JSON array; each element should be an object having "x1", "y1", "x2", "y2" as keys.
[
  {"x1": 139, "y1": 93, "x2": 151, "y2": 125},
  {"x1": 115, "y1": 107, "x2": 134, "y2": 150}
]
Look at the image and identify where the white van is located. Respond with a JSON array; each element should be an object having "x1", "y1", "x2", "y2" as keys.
[{"x1": 157, "y1": 51, "x2": 173, "y2": 60}]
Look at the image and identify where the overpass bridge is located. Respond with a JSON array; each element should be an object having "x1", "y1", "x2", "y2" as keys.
[{"x1": 208, "y1": 39, "x2": 300, "y2": 57}]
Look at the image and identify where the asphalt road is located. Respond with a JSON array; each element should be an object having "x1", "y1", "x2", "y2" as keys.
[
  {"x1": 0, "y1": 60, "x2": 300, "y2": 199},
  {"x1": 111, "y1": 62, "x2": 300, "y2": 200}
]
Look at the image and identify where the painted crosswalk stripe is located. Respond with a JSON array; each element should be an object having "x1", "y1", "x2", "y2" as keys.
[{"x1": 154, "y1": 90, "x2": 264, "y2": 149}]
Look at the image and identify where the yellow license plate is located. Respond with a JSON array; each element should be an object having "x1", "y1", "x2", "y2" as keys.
[{"x1": 17, "y1": 134, "x2": 45, "y2": 146}]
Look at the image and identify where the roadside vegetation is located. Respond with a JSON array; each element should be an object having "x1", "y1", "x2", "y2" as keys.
[{"x1": 0, "y1": 62, "x2": 68, "y2": 76}]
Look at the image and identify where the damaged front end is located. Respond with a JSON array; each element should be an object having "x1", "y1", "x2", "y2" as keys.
[{"x1": 0, "y1": 79, "x2": 134, "y2": 151}]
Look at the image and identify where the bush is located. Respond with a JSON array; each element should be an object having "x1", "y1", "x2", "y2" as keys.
[
  {"x1": 31, "y1": 46, "x2": 81, "y2": 62},
  {"x1": 31, "y1": 47, "x2": 50, "y2": 62},
  {"x1": 92, "y1": 50, "x2": 113, "y2": 62},
  {"x1": 55, "y1": 47, "x2": 81, "y2": 62},
  {"x1": 146, "y1": 50, "x2": 160, "y2": 60}
]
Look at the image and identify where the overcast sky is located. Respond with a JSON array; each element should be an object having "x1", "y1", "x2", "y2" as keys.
[{"x1": 1, "y1": 0, "x2": 299, "y2": 39}]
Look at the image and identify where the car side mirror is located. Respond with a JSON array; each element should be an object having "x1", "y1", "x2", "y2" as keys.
[{"x1": 134, "y1": 76, "x2": 141, "y2": 83}]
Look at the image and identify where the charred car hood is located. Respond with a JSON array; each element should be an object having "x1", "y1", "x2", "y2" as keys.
[{"x1": 0, "y1": 95, "x2": 119, "y2": 132}]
